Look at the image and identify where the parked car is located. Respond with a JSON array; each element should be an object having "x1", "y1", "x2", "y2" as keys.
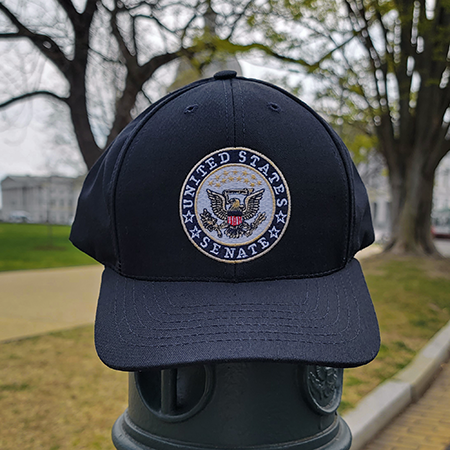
[
  {"x1": 9, "y1": 211, "x2": 32, "y2": 223},
  {"x1": 431, "y1": 208, "x2": 450, "y2": 239}
]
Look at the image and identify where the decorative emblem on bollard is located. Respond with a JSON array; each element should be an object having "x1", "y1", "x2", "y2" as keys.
[{"x1": 303, "y1": 365, "x2": 344, "y2": 415}]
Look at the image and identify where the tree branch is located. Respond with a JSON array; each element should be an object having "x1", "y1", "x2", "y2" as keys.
[
  {"x1": 0, "y1": 2, "x2": 71, "y2": 75},
  {"x1": 344, "y1": 0, "x2": 396, "y2": 152},
  {"x1": 0, "y1": 91, "x2": 68, "y2": 109},
  {"x1": 54, "y1": 0, "x2": 78, "y2": 21},
  {"x1": 0, "y1": 33, "x2": 23, "y2": 38},
  {"x1": 110, "y1": 3, "x2": 136, "y2": 64},
  {"x1": 225, "y1": 0, "x2": 255, "y2": 40},
  {"x1": 140, "y1": 50, "x2": 181, "y2": 75},
  {"x1": 80, "y1": 0, "x2": 98, "y2": 24}
]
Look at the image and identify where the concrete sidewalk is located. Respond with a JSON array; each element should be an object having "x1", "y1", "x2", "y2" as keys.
[
  {"x1": 362, "y1": 360, "x2": 450, "y2": 450},
  {"x1": 0, "y1": 264, "x2": 102, "y2": 341}
]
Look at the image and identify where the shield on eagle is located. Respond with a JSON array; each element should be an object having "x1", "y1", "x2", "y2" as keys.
[{"x1": 228, "y1": 211, "x2": 243, "y2": 226}]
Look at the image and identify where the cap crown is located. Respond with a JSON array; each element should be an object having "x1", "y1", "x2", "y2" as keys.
[{"x1": 70, "y1": 76, "x2": 373, "y2": 281}]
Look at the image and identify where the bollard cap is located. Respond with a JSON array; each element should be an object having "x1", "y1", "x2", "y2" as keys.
[{"x1": 70, "y1": 73, "x2": 380, "y2": 370}]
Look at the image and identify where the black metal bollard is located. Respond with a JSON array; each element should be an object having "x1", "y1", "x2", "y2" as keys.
[{"x1": 112, "y1": 362, "x2": 351, "y2": 450}]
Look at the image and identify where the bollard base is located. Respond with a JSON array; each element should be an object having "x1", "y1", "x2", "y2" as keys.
[{"x1": 112, "y1": 410, "x2": 352, "y2": 450}]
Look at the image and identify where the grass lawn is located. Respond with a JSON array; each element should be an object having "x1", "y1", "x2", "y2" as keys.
[
  {"x1": 0, "y1": 255, "x2": 449, "y2": 449},
  {"x1": 0, "y1": 326, "x2": 127, "y2": 450},
  {"x1": 0, "y1": 223, "x2": 97, "y2": 271}
]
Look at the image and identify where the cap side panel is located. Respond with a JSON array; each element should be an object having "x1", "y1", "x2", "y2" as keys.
[
  {"x1": 320, "y1": 127, "x2": 374, "y2": 258},
  {"x1": 349, "y1": 162, "x2": 375, "y2": 254},
  {"x1": 70, "y1": 120, "x2": 142, "y2": 267},
  {"x1": 109, "y1": 80, "x2": 213, "y2": 272},
  {"x1": 325, "y1": 127, "x2": 358, "y2": 260},
  {"x1": 70, "y1": 149, "x2": 116, "y2": 266}
]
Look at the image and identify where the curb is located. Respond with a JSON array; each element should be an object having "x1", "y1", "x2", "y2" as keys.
[{"x1": 343, "y1": 319, "x2": 450, "y2": 450}]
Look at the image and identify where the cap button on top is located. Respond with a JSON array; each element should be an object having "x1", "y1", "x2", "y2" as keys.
[{"x1": 214, "y1": 70, "x2": 237, "y2": 80}]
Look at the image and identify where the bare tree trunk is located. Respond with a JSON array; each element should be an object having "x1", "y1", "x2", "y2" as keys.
[
  {"x1": 67, "y1": 90, "x2": 102, "y2": 169},
  {"x1": 106, "y1": 77, "x2": 141, "y2": 147},
  {"x1": 385, "y1": 150, "x2": 439, "y2": 256}
]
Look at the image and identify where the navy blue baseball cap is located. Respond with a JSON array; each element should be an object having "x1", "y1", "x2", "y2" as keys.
[{"x1": 70, "y1": 70, "x2": 379, "y2": 371}]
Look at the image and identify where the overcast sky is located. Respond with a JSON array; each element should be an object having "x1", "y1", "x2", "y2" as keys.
[{"x1": 0, "y1": 114, "x2": 51, "y2": 182}]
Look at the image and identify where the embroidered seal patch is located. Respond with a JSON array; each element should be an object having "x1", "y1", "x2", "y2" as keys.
[{"x1": 180, "y1": 147, "x2": 290, "y2": 263}]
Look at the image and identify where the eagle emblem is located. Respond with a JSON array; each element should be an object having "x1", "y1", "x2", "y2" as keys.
[{"x1": 200, "y1": 188, "x2": 267, "y2": 239}]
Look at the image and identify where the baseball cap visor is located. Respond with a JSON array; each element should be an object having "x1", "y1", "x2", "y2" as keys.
[{"x1": 94, "y1": 258, "x2": 379, "y2": 371}]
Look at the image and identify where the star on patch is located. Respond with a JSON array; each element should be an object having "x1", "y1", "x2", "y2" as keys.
[
  {"x1": 183, "y1": 210, "x2": 195, "y2": 223},
  {"x1": 275, "y1": 210, "x2": 287, "y2": 224},
  {"x1": 189, "y1": 226, "x2": 201, "y2": 239},
  {"x1": 268, "y1": 226, "x2": 280, "y2": 239}
]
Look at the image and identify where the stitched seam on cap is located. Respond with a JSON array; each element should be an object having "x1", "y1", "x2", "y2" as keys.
[
  {"x1": 132, "y1": 287, "x2": 349, "y2": 335},
  {"x1": 334, "y1": 137, "x2": 356, "y2": 261},
  {"x1": 142, "y1": 278, "x2": 332, "y2": 323},
  {"x1": 109, "y1": 80, "x2": 211, "y2": 272},
  {"x1": 238, "y1": 80, "x2": 246, "y2": 143},
  {"x1": 106, "y1": 261, "x2": 347, "y2": 282},
  {"x1": 230, "y1": 78, "x2": 237, "y2": 147},
  {"x1": 112, "y1": 273, "x2": 361, "y2": 347},
  {"x1": 230, "y1": 78, "x2": 238, "y2": 280},
  {"x1": 222, "y1": 80, "x2": 230, "y2": 146}
]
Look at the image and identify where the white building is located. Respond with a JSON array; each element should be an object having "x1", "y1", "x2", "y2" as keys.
[
  {"x1": 0, "y1": 175, "x2": 84, "y2": 225},
  {"x1": 434, "y1": 155, "x2": 450, "y2": 211}
]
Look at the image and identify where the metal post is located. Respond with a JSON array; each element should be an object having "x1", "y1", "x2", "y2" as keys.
[{"x1": 112, "y1": 362, "x2": 351, "y2": 450}]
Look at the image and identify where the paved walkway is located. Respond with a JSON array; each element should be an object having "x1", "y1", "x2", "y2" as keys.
[
  {"x1": 0, "y1": 264, "x2": 102, "y2": 341},
  {"x1": 362, "y1": 361, "x2": 450, "y2": 450}
]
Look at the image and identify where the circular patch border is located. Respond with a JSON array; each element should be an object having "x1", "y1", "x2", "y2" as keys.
[{"x1": 180, "y1": 147, "x2": 291, "y2": 264}]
